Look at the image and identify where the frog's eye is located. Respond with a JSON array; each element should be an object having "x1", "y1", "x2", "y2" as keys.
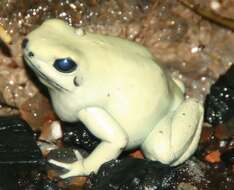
[{"x1": 53, "y1": 58, "x2": 77, "y2": 73}]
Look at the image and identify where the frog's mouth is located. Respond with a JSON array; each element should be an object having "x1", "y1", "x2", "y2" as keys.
[{"x1": 24, "y1": 56, "x2": 68, "y2": 92}]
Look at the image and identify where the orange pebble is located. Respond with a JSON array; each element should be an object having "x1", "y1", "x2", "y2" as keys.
[
  {"x1": 205, "y1": 150, "x2": 221, "y2": 163},
  {"x1": 130, "y1": 150, "x2": 144, "y2": 159}
]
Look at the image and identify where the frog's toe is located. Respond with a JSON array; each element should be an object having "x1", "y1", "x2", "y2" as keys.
[
  {"x1": 73, "y1": 149, "x2": 83, "y2": 160},
  {"x1": 60, "y1": 168, "x2": 80, "y2": 179},
  {"x1": 49, "y1": 159, "x2": 85, "y2": 178},
  {"x1": 48, "y1": 149, "x2": 83, "y2": 170},
  {"x1": 49, "y1": 159, "x2": 72, "y2": 170}
]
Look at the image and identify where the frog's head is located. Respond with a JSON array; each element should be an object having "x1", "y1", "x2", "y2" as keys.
[{"x1": 23, "y1": 19, "x2": 86, "y2": 92}]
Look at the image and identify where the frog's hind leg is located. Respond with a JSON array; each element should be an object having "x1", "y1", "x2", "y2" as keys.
[{"x1": 141, "y1": 98, "x2": 203, "y2": 165}]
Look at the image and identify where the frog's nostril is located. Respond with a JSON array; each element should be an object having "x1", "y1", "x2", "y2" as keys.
[
  {"x1": 22, "y1": 38, "x2": 29, "y2": 49},
  {"x1": 28, "y1": 52, "x2": 34, "y2": 57}
]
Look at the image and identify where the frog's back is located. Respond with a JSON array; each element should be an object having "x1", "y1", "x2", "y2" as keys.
[{"x1": 84, "y1": 32, "x2": 154, "y2": 61}]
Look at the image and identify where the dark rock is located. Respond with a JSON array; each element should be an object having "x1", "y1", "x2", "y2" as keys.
[
  {"x1": 204, "y1": 65, "x2": 234, "y2": 126},
  {"x1": 221, "y1": 149, "x2": 234, "y2": 165},
  {"x1": 0, "y1": 166, "x2": 18, "y2": 190},
  {"x1": 87, "y1": 158, "x2": 211, "y2": 190},
  {"x1": 0, "y1": 116, "x2": 49, "y2": 190},
  {"x1": 0, "y1": 116, "x2": 43, "y2": 165},
  {"x1": 62, "y1": 121, "x2": 100, "y2": 151},
  {"x1": 87, "y1": 157, "x2": 233, "y2": 190},
  {"x1": 87, "y1": 158, "x2": 177, "y2": 190}
]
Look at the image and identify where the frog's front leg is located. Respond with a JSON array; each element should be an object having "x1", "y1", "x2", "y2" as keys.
[
  {"x1": 141, "y1": 98, "x2": 203, "y2": 166},
  {"x1": 49, "y1": 107, "x2": 128, "y2": 178}
]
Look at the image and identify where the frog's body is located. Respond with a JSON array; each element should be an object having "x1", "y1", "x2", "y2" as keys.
[
  {"x1": 51, "y1": 59, "x2": 182, "y2": 149},
  {"x1": 23, "y1": 19, "x2": 203, "y2": 178}
]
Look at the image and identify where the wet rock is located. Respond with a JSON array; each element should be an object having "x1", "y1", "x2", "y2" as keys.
[
  {"x1": 204, "y1": 150, "x2": 221, "y2": 163},
  {"x1": 86, "y1": 158, "x2": 210, "y2": 190},
  {"x1": 0, "y1": 116, "x2": 60, "y2": 190},
  {"x1": 221, "y1": 149, "x2": 234, "y2": 165},
  {"x1": 204, "y1": 65, "x2": 234, "y2": 126},
  {"x1": 87, "y1": 158, "x2": 177, "y2": 190},
  {"x1": 0, "y1": 116, "x2": 43, "y2": 165},
  {"x1": 62, "y1": 121, "x2": 100, "y2": 151}
]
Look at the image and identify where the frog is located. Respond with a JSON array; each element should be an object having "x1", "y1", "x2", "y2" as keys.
[{"x1": 23, "y1": 19, "x2": 204, "y2": 178}]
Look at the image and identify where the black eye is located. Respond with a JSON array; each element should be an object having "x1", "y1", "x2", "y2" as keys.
[
  {"x1": 53, "y1": 58, "x2": 77, "y2": 73},
  {"x1": 28, "y1": 52, "x2": 34, "y2": 57}
]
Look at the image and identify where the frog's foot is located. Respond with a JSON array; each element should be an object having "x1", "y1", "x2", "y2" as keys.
[
  {"x1": 141, "y1": 98, "x2": 203, "y2": 166},
  {"x1": 49, "y1": 159, "x2": 85, "y2": 178},
  {"x1": 49, "y1": 149, "x2": 85, "y2": 178}
]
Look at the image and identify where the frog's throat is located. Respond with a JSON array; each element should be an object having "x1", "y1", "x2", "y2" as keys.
[{"x1": 24, "y1": 56, "x2": 69, "y2": 92}]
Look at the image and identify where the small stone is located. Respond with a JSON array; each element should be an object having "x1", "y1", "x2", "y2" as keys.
[
  {"x1": 40, "y1": 120, "x2": 63, "y2": 142},
  {"x1": 204, "y1": 150, "x2": 221, "y2": 163},
  {"x1": 210, "y1": 1, "x2": 221, "y2": 11},
  {"x1": 129, "y1": 149, "x2": 144, "y2": 159}
]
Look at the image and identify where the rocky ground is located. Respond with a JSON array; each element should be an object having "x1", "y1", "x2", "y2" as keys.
[{"x1": 0, "y1": 0, "x2": 234, "y2": 189}]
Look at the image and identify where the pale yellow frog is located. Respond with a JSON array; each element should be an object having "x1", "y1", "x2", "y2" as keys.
[{"x1": 23, "y1": 19, "x2": 203, "y2": 178}]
